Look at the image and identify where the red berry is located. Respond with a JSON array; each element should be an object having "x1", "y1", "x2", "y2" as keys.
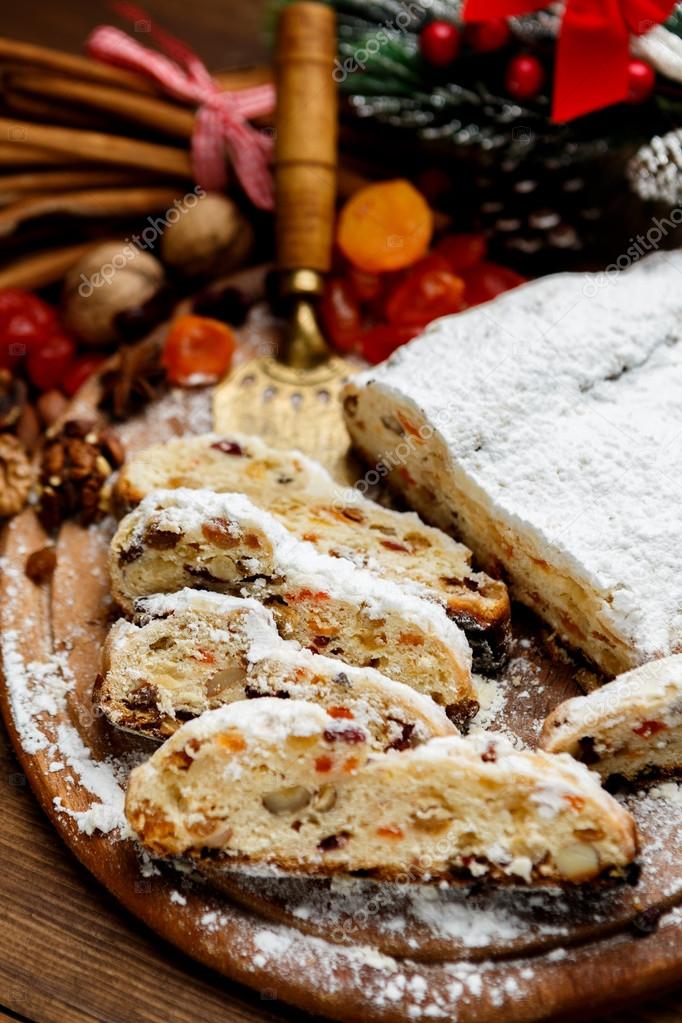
[
  {"x1": 435, "y1": 233, "x2": 487, "y2": 272},
  {"x1": 465, "y1": 19, "x2": 510, "y2": 53},
  {"x1": 26, "y1": 332, "x2": 76, "y2": 391},
  {"x1": 463, "y1": 262, "x2": 527, "y2": 307},
  {"x1": 505, "y1": 54, "x2": 544, "y2": 101},
  {"x1": 0, "y1": 288, "x2": 58, "y2": 368},
  {"x1": 320, "y1": 278, "x2": 362, "y2": 354},
  {"x1": 62, "y1": 355, "x2": 106, "y2": 397},
  {"x1": 360, "y1": 324, "x2": 421, "y2": 365},
  {"x1": 419, "y1": 21, "x2": 460, "y2": 67},
  {"x1": 627, "y1": 59, "x2": 655, "y2": 104}
]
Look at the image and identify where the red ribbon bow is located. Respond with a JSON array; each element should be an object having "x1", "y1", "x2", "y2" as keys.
[
  {"x1": 462, "y1": 0, "x2": 676, "y2": 122},
  {"x1": 87, "y1": 3, "x2": 276, "y2": 208}
]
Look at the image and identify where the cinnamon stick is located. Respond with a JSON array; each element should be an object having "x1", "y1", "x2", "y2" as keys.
[
  {"x1": 0, "y1": 186, "x2": 187, "y2": 237},
  {"x1": 0, "y1": 168, "x2": 162, "y2": 199},
  {"x1": 0, "y1": 119, "x2": 192, "y2": 177},
  {"x1": 0, "y1": 142, "x2": 83, "y2": 167},
  {"x1": 0, "y1": 242, "x2": 91, "y2": 289},
  {"x1": 7, "y1": 70, "x2": 195, "y2": 140},
  {"x1": 0, "y1": 37, "x2": 155, "y2": 93}
]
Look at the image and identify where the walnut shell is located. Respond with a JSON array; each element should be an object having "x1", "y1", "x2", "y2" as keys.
[
  {"x1": 0, "y1": 434, "x2": 32, "y2": 517},
  {"x1": 160, "y1": 194, "x2": 241, "y2": 277},
  {"x1": 63, "y1": 243, "x2": 165, "y2": 347}
]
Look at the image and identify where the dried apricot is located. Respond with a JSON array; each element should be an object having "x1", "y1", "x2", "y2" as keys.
[{"x1": 337, "y1": 179, "x2": 433, "y2": 273}]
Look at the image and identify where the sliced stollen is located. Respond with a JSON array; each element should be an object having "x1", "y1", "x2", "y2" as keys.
[
  {"x1": 109, "y1": 489, "x2": 477, "y2": 721},
  {"x1": 342, "y1": 251, "x2": 682, "y2": 677},
  {"x1": 541, "y1": 655, "x2": 682, "y2": 781},
  {"x1": 96, "y1": 588, "x2": 456, "y2": 747},
  {"x1": 125, "y1": 697, "x2": 638, "y2": 885},
  {"x1": 113, "y1": 432, "x2": 510, "y2": 672}
]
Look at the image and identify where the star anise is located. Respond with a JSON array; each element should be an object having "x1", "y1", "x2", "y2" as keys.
[{"x1": 98, "y1": 334, "x2": 167, "y2": 421}]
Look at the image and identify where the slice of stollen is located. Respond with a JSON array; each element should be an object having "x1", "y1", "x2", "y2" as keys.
[
  {"x1": 125, "y1": 697, "x2": 637, "y2": 885},
  {"x1": 541, "y1": 655, "x2": 682, "y2": 781},
  {"x1": 109, "y1": 489, "x2": 477, "y2": 723},
  {"x1": 96, "y1": 588, "x2": 456, "y2": 747}
]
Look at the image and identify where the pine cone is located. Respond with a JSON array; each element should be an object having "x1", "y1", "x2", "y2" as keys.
[{"x1": 628, "y1": 129, "x2": 682, "y2": 205}]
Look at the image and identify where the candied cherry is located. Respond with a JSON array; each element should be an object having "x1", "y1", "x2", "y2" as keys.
[
  {"x1": 162, "y1": 315, "x2": 236, "y2": 386},
  {"x1": 0, "y1": 288, "x2": 58, "y2": 368},
  {"x1": 346, "y1": 266, "x2": 383, "y2": 305},
  {"x1": 337, "y1": 179, "x2": 433, "y2": 273},
  {"x1": 26, "y1": 332, "x2": 76, "y2": 391},
  {"x1": 320, "y1": 278, "x2": 362, "y2": 354},
  {"x1": 385, "y1": 256, "x2": 466, "y2": 327},
  {"x1": 435, "y1": 233, "x2": 487, "y2": 272},
  {"x1": 360, "y1": 324, "x2": 421, "y2": 365},
  {"x1": 463, "y1": 262, "x2": 527, "y2": 306},
  {"x1": 62, "y1": 355, "x2": 107, "y2": 397}
]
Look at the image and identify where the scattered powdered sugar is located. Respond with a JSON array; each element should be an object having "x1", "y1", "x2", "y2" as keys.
[
  {"x1": 648, "y1": 781, "x2": 682, "y2": 807},
  {"x1": 1, "y1": 556, "x2": 130, "y2": 838}
]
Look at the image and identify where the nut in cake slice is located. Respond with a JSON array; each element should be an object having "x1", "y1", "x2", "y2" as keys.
[
  {"x1": 541, "y1": 655, "x2": 682, "y2": 782},
  {"x1": 125, "y1": 697, "x2": 637, "y2": 885},
  {"x1": 96, "y1": 588, "x2": 456, "y2": 747},
  {"x1": 113, "y1": 432, "x2": 510, "y2": 672},
  {"x1": 109, "y1": 489, "x2": 476, "y2": 722},
  {"x1": 343, "y1": 252, "x2": 682, "y2": 677}
]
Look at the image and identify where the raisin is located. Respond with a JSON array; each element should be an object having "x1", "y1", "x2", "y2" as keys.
[
  {"x1": 210, "y1": 440, "x2": 244, "y2": 456},
  {"x1": 277, "y1": 474, "x2": 295, "y2": 485},
  {"x1": 25, "y1": 546, "x2": 57, "y2": 583},
  {"x1": 445, "y1": 697, "x2": 480, "y2": 731},
  {"x1": 381, "y1": 539, "x2": 411, "y2": 553},
  {"x1": 119, "y1": 543, "x2": 143, "y2": 565},
  {"x1": 318, "y1": 831, "x2": 350, "y2": 852},
  {"x1": 333, "y1": 672, "x2": 351, "y2": 687},
  {"x1": 145, "y1": 527, "x2": 181, "y2": 550},
  {"x1": 630, "y1": 907, "x2": 662, "y2": 937},
  {"x1": 341, "y1": 507, "x2": 365, "y2": 523},
  {"x1": 481, "y1": 742, "x2": 497, "y2": 763},
  {"x1": 126, "y1": 683, "x2": 159, "y2": 709},
  {"x1": 201, "y1": 518, "x2": 240, "y2": 548},
  {"x1": 386, "y1": 721, "x2": 416, "y2": 752},
  {"x1": 311, "y1": 635, "x2": 331, "y2": 649},
  {"x1": 577, "y1": 736, "x2": 600, "y2": 765},
  {"x1": 323, "y1": 726, "x2": 366, "y2": 745},
  {"x1": 185, "y1": 564, "x2": 221, "y2": 583}
]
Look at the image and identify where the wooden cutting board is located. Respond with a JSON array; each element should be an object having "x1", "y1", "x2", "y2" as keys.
[{"x1": 4, "y1": 317, "x2": 682, "y2": 1022}]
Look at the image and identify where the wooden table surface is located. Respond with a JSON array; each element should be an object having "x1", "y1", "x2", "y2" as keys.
[{"x1": 1, "y1": 4, "x2": 682, "y2": 1022}]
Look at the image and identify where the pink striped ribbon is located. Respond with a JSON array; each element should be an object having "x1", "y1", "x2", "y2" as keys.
[{"x1": 86, "y1": 3, "x2": 276, "y2": 209}]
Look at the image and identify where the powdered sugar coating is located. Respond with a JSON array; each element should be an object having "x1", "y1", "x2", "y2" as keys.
[{"x1": 350, "y1": 252, "x2": 682, "y2": 664}]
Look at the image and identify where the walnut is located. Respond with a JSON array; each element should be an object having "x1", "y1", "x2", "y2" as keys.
[
  {"x1": 37, "y1": 419, "x2": 125, "y2": 530},
  {"x1": 62, "y1": 243, "x2": 165, "y2": 346},
  {"x1": 0, "y1": 434, "x2": 32, "y2": 517},
  {"x1": 160, "y1": 194, "x2": 241, "y2": 277}
]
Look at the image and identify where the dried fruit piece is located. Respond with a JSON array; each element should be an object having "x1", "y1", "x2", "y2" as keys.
[
  {"x1": 337, "y1": 180, "x2": 433, "y2": 273},
  {"x1": 0, "y1": 289, "x2": 58, "y2": 369},
  {"x1": 360, "y1": 324, "x2": 420, "y2": 365},
  {"x1": 0, "y1": 434, "x2": 32, "y2": 517},
  {"x1": 463, "y1": 262, "x2": 527, "y2": 306},
  {"x1": 26, "y1": 332, "x2": 76, "y2": 392},
  {"x1": 320, "y1": 278, "x2": 362, "y2": 354},
  {"x1": 25, "y1": 545, "x2": 57, "y2": 583},
  {"x1": 386, "y1": 257, "x2": 466, "y2": 327},
  {"x1": 162, "y1": 315, "x2": 236, "y2": 386},
  {"x1": 435, "y1": 233, "x2": 487, "y2": 272}
]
